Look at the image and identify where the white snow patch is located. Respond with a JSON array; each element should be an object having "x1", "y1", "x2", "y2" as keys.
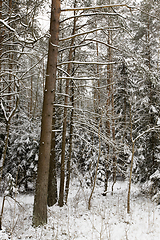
[
  {"x1": 0, "y1": 181, "x2": 160, "y2": 239},
  {"x1": 151, "y1": 105, "x2": 157, "y2": 113},
  {"x1": 150, "y1": 170, "x2": 160, "y2": 180}
]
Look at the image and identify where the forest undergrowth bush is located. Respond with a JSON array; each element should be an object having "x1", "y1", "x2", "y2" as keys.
[
  {"x1": 1, "y1": 127, "x2": 40, "y2": 193},
  {"x1": 140, "y1": 169, "x2": 160, "y2": 204}
]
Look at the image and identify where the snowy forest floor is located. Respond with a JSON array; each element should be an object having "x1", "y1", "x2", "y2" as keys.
[{"x1": 0, "y1": 180, "x2": 160, "y2": 240}]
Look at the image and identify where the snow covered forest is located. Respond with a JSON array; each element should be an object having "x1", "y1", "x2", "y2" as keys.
[{"x1": 1, "y1": 0, "x2": 160, "y2": 239}]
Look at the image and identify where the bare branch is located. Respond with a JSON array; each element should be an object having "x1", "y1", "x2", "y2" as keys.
[
  {"x1": 59, "y1": 26, "x2": 120, "y2": 42},
  {"x1": 60, "y1": 12, "x2": 119, "y2": 23},
  {"x1": 61, "y1": 4, "x2": 132, "y2": 12},
  {"x1": 58, "y1": 61, "x2": 116, "y2": 66}
]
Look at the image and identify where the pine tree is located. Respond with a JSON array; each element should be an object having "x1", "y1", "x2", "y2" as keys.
[
  {"x1": 131, "y1": 0, "x2": 160, "y2": 182},
  {"x1": 33, "y1": 0, "x2": 61, "y2": 226}
]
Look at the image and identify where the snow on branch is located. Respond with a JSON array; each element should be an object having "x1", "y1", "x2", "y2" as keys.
[
  {"x1": 73, "y1": 133, "x2": 100, "y2": 154},
  {"x1": 59, "y1": 42, "x2": 92, "y2": 52},
  {"x1": 0, "y1": 19, "x2": 18, "y2": 33},
  {"x1": 134, "y1": 126, "x2": 160, "y2": 143},
  {"x1": 0, "y1": 92, "x2": 19, "y2": 98},
  {"x1": 57, "y1": 76, "x2": 99, "y2": 80},
  {"x1": 57, "y1": 67, "x2": 71, "y2": 77},
  {"x1": 74, "y1": 120, "x2": 117, "y2": 149},
  {"x1": 85, "y1": 38, "x2": 120, "y2": 51},
  {"x1": 0, "y1": 95, "x2": 19, "y2": 123},
  {"x1": 59, "y1": 26, "x2": 120, "y2": 42},
  {"x1": 54, "y1": 104, "x2": 73, "y2": 108},
  {"x1": 58, "y1": 61, "x2": 116, "y2": 66},
  {"x1": 59, "y1": 38, "x2": 120, "y2": 52},
  {"x1": 0, "y1": 19, "x2": 49, "y2": 45},
  {"x1": 60, "y1": 12, "x2": 120, "y2": 24},
  {"x1": 0, "y1": 50, "x2": 32, "y2": 58},
  {"x1": 18, "y1": 53, "x2": 47, "y2": 82},
  {"x1": 74, "y1": 107, "x2": 101, "y2": 118},
  {"x1": 61, "y1": 4, "x2": 132, "y2": 12},
  {"x1": 1, "y1": 101, "x2": 8, "y2": 123}
]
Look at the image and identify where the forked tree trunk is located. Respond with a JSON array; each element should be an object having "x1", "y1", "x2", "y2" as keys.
[{"x1": 33, "y1": 0, "x2": 60, "y2": 227}]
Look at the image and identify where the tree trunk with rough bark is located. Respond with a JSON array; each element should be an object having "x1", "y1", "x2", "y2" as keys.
[
  {"x1": 32, "y1": 0, "x2": 60, "y2": 227},
  {"x1": 0, "y1": 0, "x2": 2, "y2": 73}
]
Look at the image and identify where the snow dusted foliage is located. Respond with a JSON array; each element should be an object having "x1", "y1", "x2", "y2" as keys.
[
  {"x1": 118, "y1": 0, "x2": 160, "y2": 185},
  {"x1": 72, "y1": 128, "x2": 97, "y2": 184},
  {"x1": 0, "y1": 0, "x2": 46, "y2": 196},
  {"x1": 1, "y1": 0, "x2": 160, "y2": 231},
  {"x1": 1, "y1": 117, "x2": 40, "y2": 193},
  {"x1": 141, "y1": 169, "x2": 160, "y2": 204},
  {"x1": 3, "y1": 173, "x2": 18, "y2": 197}
]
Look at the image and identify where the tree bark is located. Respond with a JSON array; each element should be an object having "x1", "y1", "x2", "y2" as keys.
[
  {"x1": 127, "y1": 141, "x2": 135, "y2": 214},
  {"x1": 65, "y1": 79, "x2": 74, "y2": 204},
  {"x1": 104, "y1": 22, "x2": 112, "y2": 195},
  {"x1": 88, "y1": 117, "x2": 102, "y2": 210},
  {"x1": 58, "y1": 7, "x2": 76, "y2": 207},
  {"x1": 33, "y1": 0, "x2": 60, "y2": 227},
  {"x1": 47, "y1": 105, "x2": 58, "y2": 206},
  {"x1": 0, "y1": 0, "x2": 2, "y2": 73}
]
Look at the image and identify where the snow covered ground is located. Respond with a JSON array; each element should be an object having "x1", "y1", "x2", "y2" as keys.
[{"x1": 0, "y1": 180, "x2": 160, "y2": 240}]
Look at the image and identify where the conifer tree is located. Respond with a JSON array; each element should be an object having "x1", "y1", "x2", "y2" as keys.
[{"x1": 33, "y1": 0, "x2": 61, "y2": 226}]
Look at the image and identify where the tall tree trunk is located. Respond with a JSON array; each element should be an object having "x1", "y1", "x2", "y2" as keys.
[
  {"x1": 30, "y1": 59, "x2": 33, "y2": 116},
  {"x1": 88, "y1": 116, "x2": 102, "y2": 210},
  {"x1": 47, "y1": 104, "x2": 58, "y2": 206},
  {"x1": 8, "y1": 0, "x2": 12, "y2": 112},
  {"x1": 108, "y1": 24, "x2": 116, "y2": 194},
  {"x1": 111, "y1": 80, "x2": 116, "y2": 194},
  {"x1": 58, "y1": 6, "x2": 76, "y2": 207},
  {"x1": 64, "y1": 5, "x2": 77, "y2": 204},
  {"x1": 0, "y1": 0, "x2": 2, "y2": 73},
  {"x1": 104, "y1": 19, "x2": 112, "y2": 195},
  {"x1": 33, "y1": 0, "x2": 60, "y2": 227},
  {"x1": 65, "y1": 78, "x2": 74, "y2": 204},
  {"x1": 127, "y1": 141, "x2": 135, "y2": 214},
  {"x1": 93, "y1": 40, "x2": 101, "y2": 122}
]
